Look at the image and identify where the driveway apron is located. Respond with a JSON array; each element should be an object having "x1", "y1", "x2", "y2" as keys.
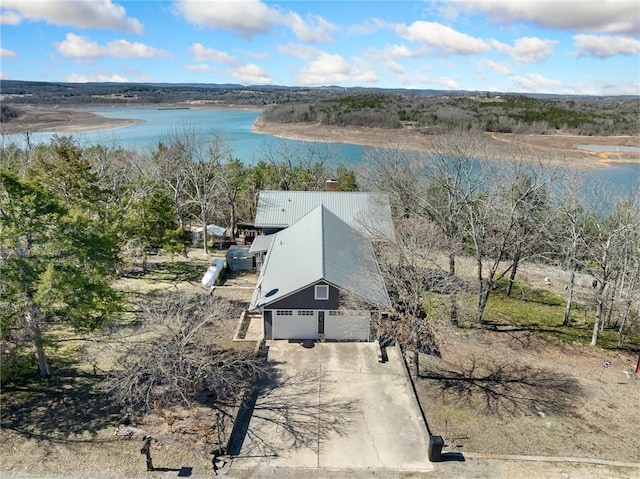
[{"x1": 232, "y1": 341, "x2": 434, "y2": 473}]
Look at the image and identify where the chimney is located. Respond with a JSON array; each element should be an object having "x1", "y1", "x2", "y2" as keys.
[{"x1": 325, "y1": 179, "x2": 338, "y2": 192}]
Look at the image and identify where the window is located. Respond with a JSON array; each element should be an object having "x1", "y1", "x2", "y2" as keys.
[
  {"x1": 315, "y1": 284, "x2": 329, "y2": 300},
  {"x1": 276, "y1": 310, "x2": 293, "y2": 316},
  {"x1": 328, "y1": 310, "x2": 344, "y2": 316},
  {"x1": 297, "y1": 310, "x2": 314, "y2": 316}
]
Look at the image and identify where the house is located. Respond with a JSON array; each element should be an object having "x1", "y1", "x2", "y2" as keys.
[
  {"x1": 249, "y1": 204, "x2": 390, "y2": 341},
  {"x1": 253, "y1": 189, "x2": 395, "y2": 240}
]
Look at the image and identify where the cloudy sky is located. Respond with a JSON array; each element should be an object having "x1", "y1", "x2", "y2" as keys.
[{"x1": 1, "y1": 0, "x2": 639, "y2": 95}]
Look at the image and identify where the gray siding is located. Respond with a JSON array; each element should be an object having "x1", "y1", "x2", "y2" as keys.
[{"x1": 266, "y1": 282, "x2": 339, "y2": 310}]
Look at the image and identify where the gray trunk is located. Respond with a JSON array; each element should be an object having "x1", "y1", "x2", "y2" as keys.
[
  {"x1": 26, "y1": 309, "x2": 51, "y2": 378},
  {"x1": 563, "y1": 262, "x2": 577, "y2": 326},
  {"x1": 591, "y1": 282, "x2": 607, "y2": 346}
]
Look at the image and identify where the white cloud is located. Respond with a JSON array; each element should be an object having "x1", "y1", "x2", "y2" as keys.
[
  {"x1": 288, "y1": 12, "x2": 339, "y2": 43},
  {"x1": 481, "y1": 59, "x2": 513, "y2": 76},
  {"x1": 397, "y1": 21, "x2": 490, "y2": 55},
  {"x1": 0, "y1": 9, "x2": 22, "y2": 25},
  {"x1": 1, "y1": 47, "x2": 17, "y2": 57},
  {"x1": 491, "y1": 37, "x2": 557, "y2": 63},
  {"x1": 278, "y1": 43, "x2": 319, "y2": 61},
  {"x1": 573, "y1": 34, "x2": 640, "y2": 59},
  {"x1": 2, "y1": 0, "x2": 143, "y2": 33},
  {"x1": 230, "y1": 64, "x2": 272, "y2": 84},
  {"x1": 367, "y1": 43, "x2": 426, "y2": 62},
  {"x1": 56, "y1": 33, "x2": 102, "y2": 59},
  {"x1": 297, "y1": 52, "x2": 377, "y2": 85},
  {"x1": 386, "y1": 60, "x2": 405, "y2": 75},
  {"x1": 578, "y1": 78, "x2": 640, "y2": 96},
  {"x1": 509, "y1": 72, "x2": 563, "y2": 93},
  {"x1": 55, "y1": 33, "x2": 171, "y2": 59},
  {"x1": 241, "y1": 49, "x2": 269, "y2": 61},
  {"x1": 348, "y1": 18, "x2": 389, "y2": 36},
  {"x1": 175, "y1": 0, "x2": 337, "y2": 43},
  {"x1": 66, "y1": 72, "x2": 130, "y2": 83},
  {"x1": 174, "y1": 0, "x2": 279, "y2": 38},
  {"x1": 188, "y1": 43, "x2": 241, "y2": 66},
  {"x1": 105, "y1": 40, "x2": 171, "y2": 59},
  {"x1": 396, "y1": 70, "x2": 460, "y2": 90},
  {"x1": 453, "y1": 0, "x2": 639, "y2": 35}
]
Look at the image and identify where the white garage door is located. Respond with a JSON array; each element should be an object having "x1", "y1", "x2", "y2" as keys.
[
  {"x1": 325, "y1": 311, "x2": 370, "y2": 341},
  {"x1": 272, "y1": 310, "x2": 317, "y2": 340}
]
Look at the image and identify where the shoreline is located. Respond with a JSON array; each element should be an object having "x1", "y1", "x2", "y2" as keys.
[
  {"x1": 0, "y1": 107, "x2": 140, "y2": 135},
  {"x1": 2, "y1": 105, "x2": 638, "y2": 170},
  {"x1": 252, "y1": 119, "x2": 640, "y2": 170},
  {"x1": 0, "y1": 102, "x2": 262, "y2": 136}
]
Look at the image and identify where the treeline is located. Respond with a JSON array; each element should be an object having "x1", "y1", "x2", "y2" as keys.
[
  {"x1": 262, "y1": 93, "x2": 640, "y2": 135},
  {"x1": 361, "y1": 131, "x2": 639, "y2": 356},
  {"x1": 0, "y1": 80, "x2": 351, "y2": 107}
]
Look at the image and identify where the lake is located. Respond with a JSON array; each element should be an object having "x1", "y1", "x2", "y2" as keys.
[
  {"x1": 1, "y1": 106, "x2": 366, "y2": 164},
  {"x1": 2, "y1": 106, "x2": 638, "y2": 193}
]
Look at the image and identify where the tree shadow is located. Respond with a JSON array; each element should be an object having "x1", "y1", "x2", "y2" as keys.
[
  {"x1": 1, "y1": 358, "x2": 120, "y2": 442},
  {"x1": 228, "y1": 361, "x2": 359, "y2": 459},
  {"x1": 423, "y1": 357, "x2": 583, "y2": 417}
]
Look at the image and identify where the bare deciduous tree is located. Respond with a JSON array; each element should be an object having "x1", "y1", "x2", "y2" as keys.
[
  {"x1": 464, "y1": 157, "x2": 559, "y2": 324},
  {"x1": 104, "y1": 293, "x2": 265, "y2": 414},
  {"x1": 374, "y1": 218, "x2": 452, "y2": 375}
]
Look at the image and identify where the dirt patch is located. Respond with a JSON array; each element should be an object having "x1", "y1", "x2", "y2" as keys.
[
  {"x1": 415, "y1": 317, "x2": 640, "y2": 464},
  {"x1": 411, "y1": 258, "x2": 640, "y2": 465}
]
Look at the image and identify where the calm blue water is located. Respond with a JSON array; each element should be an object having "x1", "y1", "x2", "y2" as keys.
[
  {"x1": 1, "y1": 106, "x2": 365, "y2": 165},
  {"x1": 2, "y1": 106, "x2": 638, "y2": 193}
]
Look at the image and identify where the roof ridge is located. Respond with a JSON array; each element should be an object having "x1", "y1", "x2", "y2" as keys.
[{"x1": 320, "y1": 204, "x2": 326, "y2": 279}]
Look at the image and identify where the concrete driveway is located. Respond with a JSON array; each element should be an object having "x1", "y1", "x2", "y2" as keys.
[{"x1": 229, "y1": 341, "x2": 434, "y2": 475}]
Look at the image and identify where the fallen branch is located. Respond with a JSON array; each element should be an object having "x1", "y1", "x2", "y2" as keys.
[{"x1": 115, "y1": 424, "x2": 229, "y2": 462}]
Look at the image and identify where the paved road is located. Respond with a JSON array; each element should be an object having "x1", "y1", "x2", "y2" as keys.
[{"x1": 228, "y1": 341, "x2": 434, "y2": 475}]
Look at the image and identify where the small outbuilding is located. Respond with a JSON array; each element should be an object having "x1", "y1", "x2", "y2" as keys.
[{"x1": 225, "y1": 245, "x2": 255, "y2": 272}]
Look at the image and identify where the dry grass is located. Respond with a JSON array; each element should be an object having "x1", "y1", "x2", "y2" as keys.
[
  {"x1": 413, "y1": 259, "x2": 640, "y2": 464},
  {"x1": 417, "y1": 324, "x2": 640, "y2": 461}
]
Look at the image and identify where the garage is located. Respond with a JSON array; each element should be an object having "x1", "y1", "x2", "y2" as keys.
[
  {"x1": 325, "y1": 311, "x2": 370, "y2": 341},
  {"x1": 267, "y1": 309, "x2": 371, "y2": 341},
  {"x1": 271, "y1": 310, "x2": 317, "y2": 340}
]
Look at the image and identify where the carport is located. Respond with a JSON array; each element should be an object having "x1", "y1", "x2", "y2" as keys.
[{"x1": 230, "y1": 341, "x2": 434, "y2": 474}]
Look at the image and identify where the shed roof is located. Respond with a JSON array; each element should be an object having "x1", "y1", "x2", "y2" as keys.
[
  {"x1": 254, "y1": 190, "x2": 394, "y2": 240},
  {"x1": 249, "y1": 205, "x2": 390, "y2": 311}
]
